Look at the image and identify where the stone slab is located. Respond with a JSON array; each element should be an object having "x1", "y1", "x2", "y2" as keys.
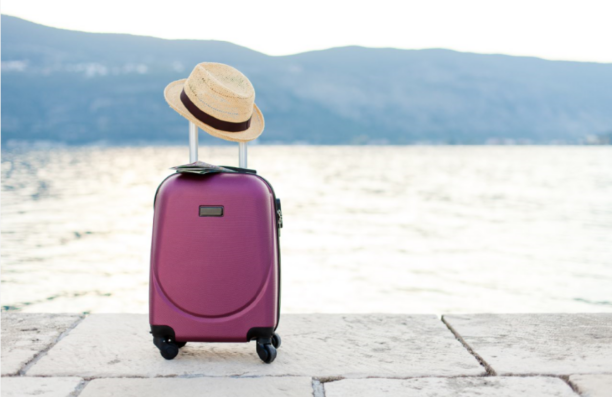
[
  {"x1": 28, "y1": 313, "x2": 483, "y2": 378},
  {"x1": 569, "y1": 374, "x2": 612, "y2": 397},
  {"x1": 1, "y1": 313, "x2": 82, "y2": 375},
  {"x1": 324, "y1": 377, "x2": 577, "y2": 397},
  {"x1": 0, "y1": 377, "x2": 83, "y2": 397},
  {"x1": 79, "y1": 377, "x2": 313, "y2": 397},
  {"x1": 443, "y1": 314, "x2": 612, "y2": 375}
]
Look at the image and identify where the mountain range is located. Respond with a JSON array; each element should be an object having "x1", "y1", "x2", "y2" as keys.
[{"x1": 2, "y1": 15, "x2": 612, "y2": 145}]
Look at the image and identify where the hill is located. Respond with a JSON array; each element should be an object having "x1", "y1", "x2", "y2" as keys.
[{"x1": 2, "y1": 15, "x2": 612, "y2": 144}]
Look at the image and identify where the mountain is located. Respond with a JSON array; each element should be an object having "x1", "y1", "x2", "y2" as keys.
[{"x1": 2, "y1": 15, "x2": 612, "y2": 145}]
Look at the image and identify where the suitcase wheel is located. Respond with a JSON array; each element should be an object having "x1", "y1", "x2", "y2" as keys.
[
  {"x1": 256, "y1": 338, "x2": 278, "y2": 364},
  {"x1": 272, "y1": 333, "x2": 282, "y2": 349},
  {"x1": 153, "y1": 336, "x2": 179, "y2": 360}
]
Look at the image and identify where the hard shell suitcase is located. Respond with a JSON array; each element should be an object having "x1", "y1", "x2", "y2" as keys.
[{"x1": 149, "y1": 122, "x2": 282, "y2": 363}]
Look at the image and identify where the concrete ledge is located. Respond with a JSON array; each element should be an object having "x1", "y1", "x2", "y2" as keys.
[
  {"x1": 442, "y1": 313, "x2": 612, "y2": 375},
  {"x1": 1, "y1": 313, "x2": 82, "y2": 375},
  {"x1": 2, "y1": 313, "x2": 612, "y2": 396},
  {"x1": 79, "y1": 377, "x2": 314, "y2": 397},
  {"x1": 568, "y1": 374, "x2": 612, "y2": 397},
  {"x1": 1, "y1": 377, "x2": 83, "y2": 397},
  {"x1": 324, "y1": 377, "x2": 577, "y2": 397},
  {"x1": 26, "y1": 314, "x2": 484, "y2": 378}
]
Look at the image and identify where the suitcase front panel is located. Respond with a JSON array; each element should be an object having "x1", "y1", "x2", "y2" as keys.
[{"x1": 151, "y1": 172, "x2": 277, "y2": 319}]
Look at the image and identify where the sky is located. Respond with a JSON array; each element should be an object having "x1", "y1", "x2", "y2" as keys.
[{"x1": 3, "y1": 0, "x2": 612, "y2": 63}]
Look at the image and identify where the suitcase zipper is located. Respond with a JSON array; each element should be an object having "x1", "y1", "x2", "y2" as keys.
[{"x1": 275, "y1": 198, "x2": 283, "y2": 236}]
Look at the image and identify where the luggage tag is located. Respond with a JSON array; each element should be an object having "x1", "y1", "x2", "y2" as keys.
[
  {"x1": 171, "y1": 161, "x2": 257, "y2": 175},
  {"x1": 171, "y1": 160, "x2": 235, "y2": 175}
]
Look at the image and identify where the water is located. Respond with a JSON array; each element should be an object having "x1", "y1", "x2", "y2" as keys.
[{"x1": 2, "y1": 146, "x2": 611, "y2": 314}]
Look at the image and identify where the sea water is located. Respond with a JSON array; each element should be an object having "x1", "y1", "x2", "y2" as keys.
[{"x1": 2, "y1": 145, "x2": 611, "y2": 314}]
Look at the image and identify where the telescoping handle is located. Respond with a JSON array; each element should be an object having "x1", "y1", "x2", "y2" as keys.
[
  {"x1": 189, "y1": 121, "x2": 198, "y2": 163},
  {"x1": 188, "y1": 121, "x2": 247, "y2": 168}
]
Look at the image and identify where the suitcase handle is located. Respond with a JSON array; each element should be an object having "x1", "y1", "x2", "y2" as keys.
[
  {"x1": 189, "y1": 121, "x2": 198, "y2": 163},
  {"x1": 189, "y1": 121, "x2": 248, "y2": 168}
]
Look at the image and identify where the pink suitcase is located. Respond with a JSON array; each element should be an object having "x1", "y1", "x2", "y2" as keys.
[{"x1": 149, "y1": 123, "x2": 282, "y2": 363}]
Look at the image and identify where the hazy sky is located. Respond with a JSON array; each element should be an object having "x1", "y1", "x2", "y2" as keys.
[{"x1": 3, "y1": 0, "x2": 612, "y2": 62}]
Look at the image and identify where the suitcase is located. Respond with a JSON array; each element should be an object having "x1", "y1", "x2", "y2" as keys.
[{"x1": 149, "y1": 121, "x2": 282, "y2": 363}]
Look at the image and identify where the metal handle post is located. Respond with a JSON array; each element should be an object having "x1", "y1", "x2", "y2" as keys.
[
  {"x1": 239, "y1": 142, "x2": 247, "y2": 168},
  {"x1": 189, "y1": 121, "x2": 198, "y2": 163}
]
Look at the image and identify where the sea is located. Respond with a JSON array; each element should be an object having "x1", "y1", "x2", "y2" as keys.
[{"x1": 2, "y1": 145, "x2": 611, "y2": 314}]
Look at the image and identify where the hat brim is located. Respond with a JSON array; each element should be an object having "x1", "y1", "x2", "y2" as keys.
[{"x1": 164, "y1": 79, "x2": 264, "y2": 143}]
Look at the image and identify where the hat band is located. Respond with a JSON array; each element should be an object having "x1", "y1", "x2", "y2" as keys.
[{"x1": 180, "y1": 89, "x2": 252, "y2": 132}]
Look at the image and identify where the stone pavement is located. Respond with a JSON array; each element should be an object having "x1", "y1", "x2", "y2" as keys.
[{"x1": 1, "y1": 313, "x2": 611, "y2": 396}]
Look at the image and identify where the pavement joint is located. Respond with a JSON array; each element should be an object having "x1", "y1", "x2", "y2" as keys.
[
  {"x1": 312, "y1": 379, "x2": 325, "y2": 397},
  {"x1": 485, "y1": 372, "x2": 610, "y2": 379},
  {"x1": 1, "y1": 373, "x2": 593, "y2": 381},
  {"x1": 441, "y1": 315, "x2": 496, "y2": 376},
  {"x1": 500, "y1": 375, "x2": 582, "y2": 396},
  {"x1": 567, "y1": 374, "x2": 612, "y2": 397},
  {"x1": 72, "y1": 379, "x2": 90, "y2": 397},
  {"x1": 559, "y1": 375, "x2": 581, "y2": 396},
  {"x1": 0, "y1": 374, "x2": 545, "y2": 380},
  {"x1": 323, "y1": 376, "x2": 582, "y2": 397},
  {"x1": 315, "y1": 376, "x2": 345, "y2": 383},
  {"x1": 0, "y1": 373, "x2": 595, "y2": 396},
  {"x1": 19, "y1": 314, "x2": 85, "y2": 377}
]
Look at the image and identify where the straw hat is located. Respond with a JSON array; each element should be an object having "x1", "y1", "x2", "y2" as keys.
[{"x1": 164, "y1": 63, "x2": 264, "y2": 142}]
